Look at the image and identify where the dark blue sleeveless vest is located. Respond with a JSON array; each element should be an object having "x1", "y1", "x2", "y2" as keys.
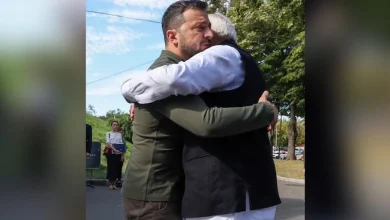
[{"x1": 181, "y1": 40, "x2": 281, "y2": 218}]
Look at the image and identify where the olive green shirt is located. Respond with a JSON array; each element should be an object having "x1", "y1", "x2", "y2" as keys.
[{"x1": 122, "y1": 50, "x2": 274, "y2": 201}]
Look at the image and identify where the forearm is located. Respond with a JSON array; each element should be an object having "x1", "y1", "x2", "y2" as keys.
[
  {"x1": 199, "y1": 102, "x2": 274, "y2": 137},
  {"x1": 154, "y1": 95, "x2": 274, "y2": 138},
  {"x1": 106, "y1": 136, "x2": 116, "y2": 150},
  {"x1": 121, "y1": 45, "x2": 243, "y2": 104},
  {"x1": 108, "y1": 144, "x2": 115, "y2": 150}
]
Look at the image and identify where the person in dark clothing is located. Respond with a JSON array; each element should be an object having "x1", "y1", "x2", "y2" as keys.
[
  {"x1": 86, "y1": 124, "x2": 92, "y2": 156},
  {"x1": 105, "y1": 120, "x2": 126, "y2": 190},
  {"x1": 116, "y1": 129, "x2": 126, "y2": 188}
]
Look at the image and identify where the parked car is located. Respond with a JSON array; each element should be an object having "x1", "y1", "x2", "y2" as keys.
[
  {"x1": 273, "y1": 149, "x2": 288, "y2": 159},
  {"x1": 279, "y1": 153, "x2": 287, "y2": 160},
  {"x1": 295, "y1": 149, "x2": 304, "y2": 155},
  {"x1": 297, "y1": 150, "x2": 305, "y2": 160},
  {"x1": 273, "y1": 148, "x2": 303, "y2": 160}
]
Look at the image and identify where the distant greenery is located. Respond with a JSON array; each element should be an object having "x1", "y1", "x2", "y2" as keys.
[
  {"x1": 270, "y1": 118, "x2": 305, "y2": 148},
  {"x1": 86, "y1": 107, "x2": 133, "y2": 179},
  {"x1": 87, "y1": 105, "x2": 133, "y2": 143},
  {"x1": 274, "y1": 159, "x2": 304, "y2": 179},
  {"x1": 208, "y1": 0, "x2": 305, "y2": 159}
]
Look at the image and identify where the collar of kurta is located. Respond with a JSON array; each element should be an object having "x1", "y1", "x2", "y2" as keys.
[
  {"x1": 220, "y1": 39, "x2": 237, "y2": 46},
  {"x1": 160, "y1": 50, "x2": 185, "y2": 62}
]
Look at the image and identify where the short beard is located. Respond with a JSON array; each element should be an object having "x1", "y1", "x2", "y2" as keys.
[{"x1": 179, "y1": 32, "x2": 202, "y2": 60}]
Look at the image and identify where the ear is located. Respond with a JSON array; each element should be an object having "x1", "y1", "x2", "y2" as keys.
[{"x1": 166, "y1": 29, "x2": 179, "y2": 45}]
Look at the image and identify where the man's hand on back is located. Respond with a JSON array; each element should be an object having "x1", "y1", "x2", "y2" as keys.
[
  {"x1": 258, "y1": 91, "x2": 278, "y2": 131},
  {"x1": 130, "y1": 104, "x2": 135, "y2": 121}
]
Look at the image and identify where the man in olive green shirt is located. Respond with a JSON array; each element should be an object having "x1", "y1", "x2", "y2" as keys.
[{"x1": 121, "y1": 1, "x2": 277, "y2": 220}]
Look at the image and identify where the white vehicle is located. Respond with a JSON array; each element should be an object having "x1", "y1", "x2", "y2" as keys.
[{"x1": 273, "y1": 149, "x2": 288, "y2": 159}]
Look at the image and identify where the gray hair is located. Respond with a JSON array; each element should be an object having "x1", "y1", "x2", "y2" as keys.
[{"x1": 208, "y1": 13, "x2": 237, "y2": 42}]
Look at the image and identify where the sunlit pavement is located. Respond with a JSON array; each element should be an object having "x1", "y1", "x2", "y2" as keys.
[{"x1": 86, "y1": 180, "x2": 304, "y2": 220}]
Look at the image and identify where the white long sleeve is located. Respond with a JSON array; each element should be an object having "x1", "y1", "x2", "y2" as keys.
[{"x1": 121, "y1": 45, "x2": 245, "y2": 104}]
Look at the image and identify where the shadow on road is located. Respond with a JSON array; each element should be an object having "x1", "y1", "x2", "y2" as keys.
[
  {"x1": 276, "y1": 198, "x2": 305, "y2": 220},
  {"x1": 87, "y1": 185, "x2": 305, "y2": 220}
]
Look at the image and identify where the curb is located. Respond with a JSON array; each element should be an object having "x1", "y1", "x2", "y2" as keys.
[
  {"x1": 277, "y1": 176, "x2": 305, "y2": 184},
  {"x1": 87, "y1": 177, "x2": 306, "y2": 185},
  {"x1": 86, "y1": 179, "x2": 109, "y2": 186}
]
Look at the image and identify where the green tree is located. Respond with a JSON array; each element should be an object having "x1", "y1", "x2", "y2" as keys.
[
  {"x1": 87, "y1": 104, "x2": 96, "y2": 116},
  {"x1": 277, "y1": 0, "x2": 305, "y2": 160},
  {"x1": 272, "y1": 117, "x2": 304, "y2": 149},
  {"x1": 106, "y1": 109, "x2": 132, "y2": 142},
  {"x1": 205, "y1": 0, "x2": 230, "y2": 14},
  {"x1": 103, "y1": 110, "x2": 116, "y2": 119},
  {"x1": 273, "y1": 116, "x2": 289, "y2": 148},
  {"x1": 296, "y1": 119, "x2": 305, "y2": 146},
  {"x1": 228, "y1": 0, "x2": 304, "y2": 160}
]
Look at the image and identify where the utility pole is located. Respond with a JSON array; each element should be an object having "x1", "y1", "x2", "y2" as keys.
[
  {"x1": 278, "y1": 114, "x2": 282, "y2": 159},
  {"x1": 275, "y1": 113, "x2": 278, "y2": 150}
]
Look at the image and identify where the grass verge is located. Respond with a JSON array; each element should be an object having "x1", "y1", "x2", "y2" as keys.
[
  {"x1": 87, "y1": 159, "x2": 305, "y2": 180},
  {"x1": 274, "y1": 159, "x2": 305, "y2": 179}
]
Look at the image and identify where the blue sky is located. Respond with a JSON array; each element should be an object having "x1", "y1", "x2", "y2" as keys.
[{"x1": 86, "y1": 0, "x2": 178, "y2": 116}]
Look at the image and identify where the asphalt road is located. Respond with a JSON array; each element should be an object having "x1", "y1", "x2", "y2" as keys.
[{"x1": 86, "y1": 180, "x2": 304, "y2": 220}]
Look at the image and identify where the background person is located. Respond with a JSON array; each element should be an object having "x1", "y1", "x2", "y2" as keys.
[
  {"x1": 116, "y1": 128, "x2": 127, "y2": 188},
  {"x1": 86, "y1": 124, "x2": 92, "y2": 157},
  {"x1": 106, "y1": 120, "x2": 125, "y2": 190}
]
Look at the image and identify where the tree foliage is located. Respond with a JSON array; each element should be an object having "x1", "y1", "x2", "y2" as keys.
[
  {"x1": 210, "y1": 0, "x2": 305, "y2": 159},
  {"x1": 87, "y1": 104, "x2": 96, "y2": 116},
  {"x1": 271, "y1": 118, "x2": 305, "y2": 148},
  {"x1": 87, "y1": 106, "x2": 133, "y2": 142},
  {"x1": 205, "y1": 0, "x2": 230, "y2": 14},
  {"x1": 228, "y1": 0, "x2": 304, "y2": 115}
]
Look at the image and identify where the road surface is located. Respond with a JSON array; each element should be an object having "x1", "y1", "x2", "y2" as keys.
[{"x1": 86, "y1": 180, "x2": 304, "y2": 220}]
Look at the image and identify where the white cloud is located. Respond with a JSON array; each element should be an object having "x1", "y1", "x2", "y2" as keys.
[
  {"x1": 113, "y1": 0, "x2": 177, "y2": 9},
  {"x1": 146, "y1": 42, "x2": 165, "y2": 50},
  {"x1": 87, "y1": 72, "x2": 107, "y2": 81},
  {"x1": 86, "y1": 70, "x2": 148, "y2": 96},
  {"x1": 90, "y1": 72, "x2": 107, "y2": 77},
  {"x1": 86, "y1": 13, "x2": 101, "y2": 18},
  {"x1": 87, "y1": 86, "x2": 121, "y2": 96},
  {"x1": 87, "y1": 10, "x2": 161, "y2": 24},
  {"x1": 106, "y1": 9, "x2": 160, "y2": 23},
  {"x1": 86, "y1": 26, "x2": 146, "y2": 65},
  {"x1": 86, "y1": 52, "x2": 92, "y2": 65}
]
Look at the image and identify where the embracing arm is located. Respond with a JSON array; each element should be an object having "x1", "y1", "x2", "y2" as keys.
[
  {"x1": 106, "y1": 132, "x2": 119, "y2": 152},
  {"x1": 151, "y1": 95, "x2": 274, "y2": 138},
  {"x1": 106, "y1": 132, "x2": 113, "y2": 148},
  {"x1": 121, "y1": 45, "x2": 244, "y2": 104}
]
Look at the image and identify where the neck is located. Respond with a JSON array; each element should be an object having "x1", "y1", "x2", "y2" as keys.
[
  {"x1": 165, "y1": 44, "x2": 187, "y2": 60},
  {"x1": 213, "y1": 36, "x2": 233, "y2": 45}
]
